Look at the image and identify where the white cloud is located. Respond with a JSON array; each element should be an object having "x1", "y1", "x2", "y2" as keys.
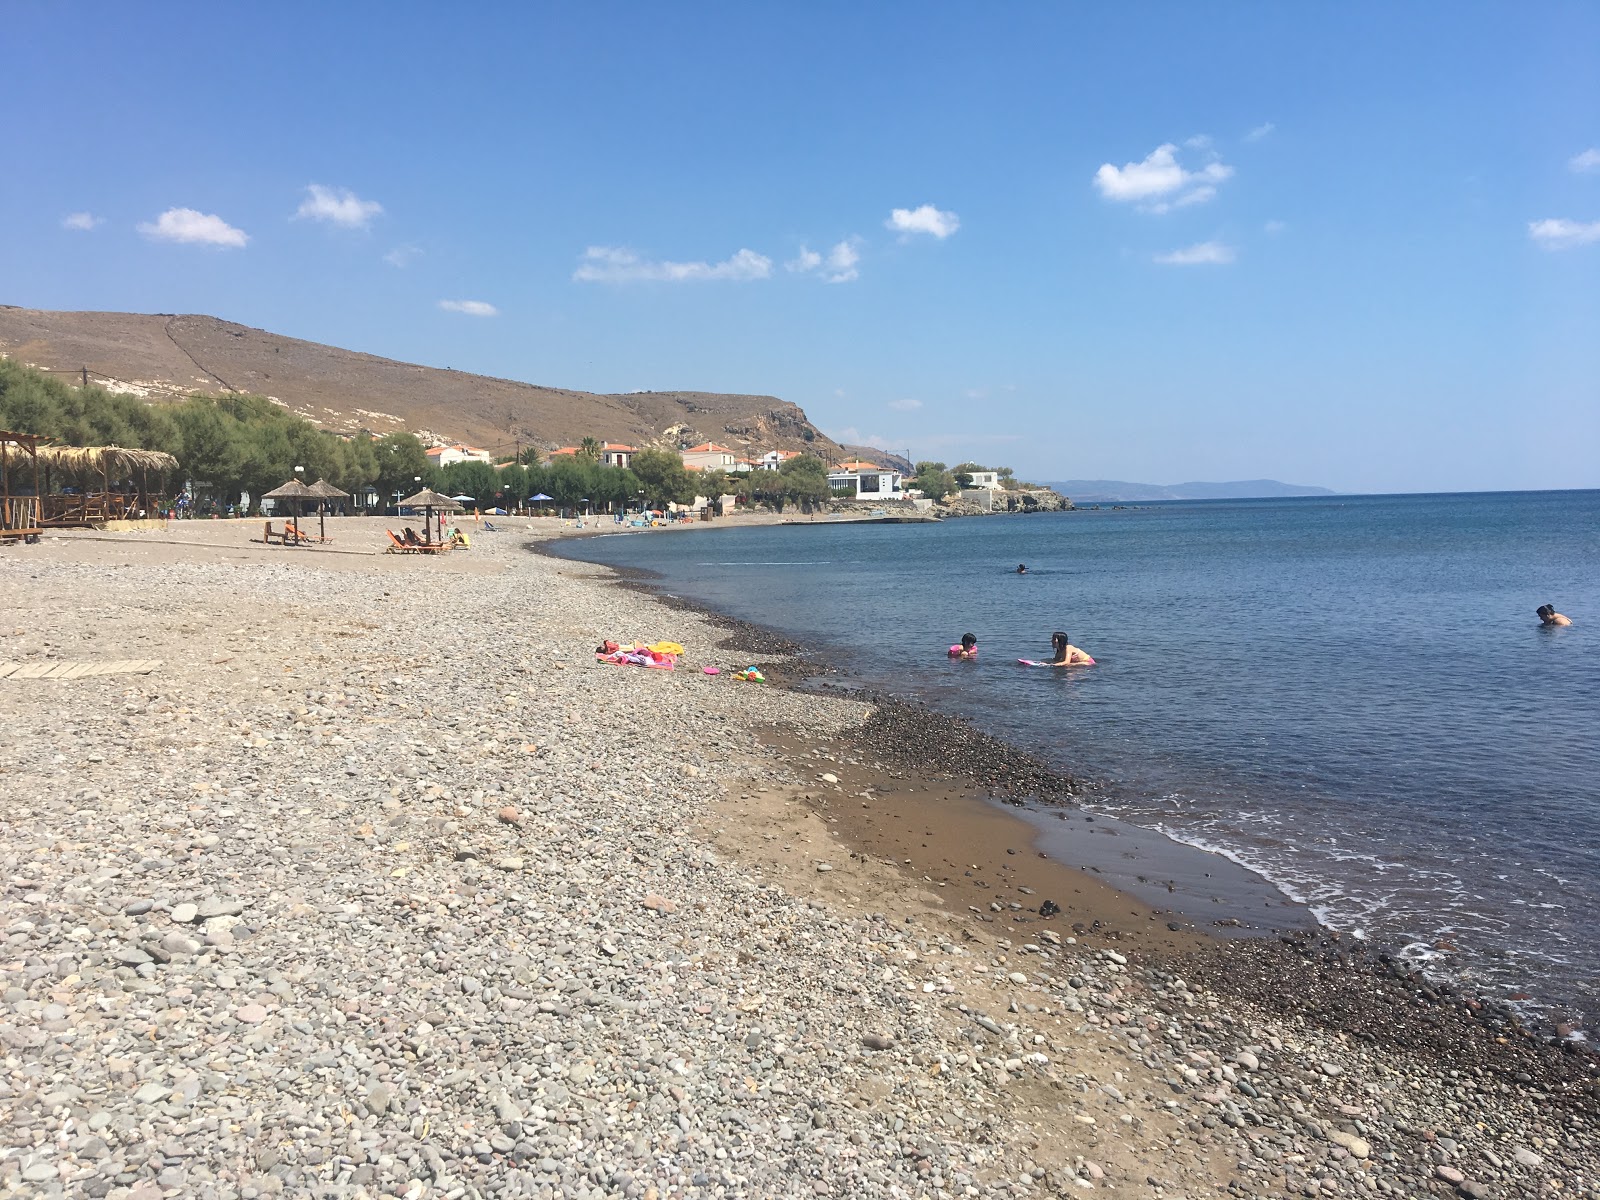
[
  {"x1": 821, "y1": 239, "x2": 860, "y2": 282},
  {"x1": 62, "y1": 212, "x2": 102, "y2": 231},
  {"x1": 886, "y1": 204, "x2": 960, "y2": 238},
  {"x1": 887, "y1": 398, "x2": 922, "y2": 412},
  {"x1": 296, "y1": 184, "x2": 383, "y2": 229},
  {"x1": 1570, "y1": 148, "x2": 1600, "y2": 174},
  {"x1": 1154, "y1": 240, "x2": 1237, "y2": 265},
  {"x1": 791, "y1": 239, "x2": 862, "y2": 282},
  {"x1": 1246, "y1": 122, "x2": 1276, "y2": 142},
  {"x1": 383, "y1": 244, "x2": 422, "y2": 268},
  {"x1": 573, "y1": 246, "x2": 773, "y2": 282},
  {"x1": 1185, "y1": 134, "x2": 1213, "y2": 149},
  {"x1": 1093, "y1": 143, "x2": 1233, "y2": 210},
  {"x1": 786, "y1": 247, "x2": 822, "y2": 273},
  {"x1": 1528, "y1": 218, "x2": 1600, "y2": 249},
  {"x1": 438, "y1": 299, "x2": 499, "y2": 316},
  {"x1": 137, "y1": 207, "x2": 249, "y2": 248},
  {"x1": 1264, "y1": 219, "x2": 1288, "y2": 235},
  {"x1": 827, "y1": 426, "x2": 894, "y2": 448}
]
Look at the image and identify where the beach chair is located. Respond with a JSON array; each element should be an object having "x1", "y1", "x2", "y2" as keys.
[
  {"x1": 384, "y1": 529, "x2": 418, "y2": 554},
  {"x1": 255, "y1": 521, "x2": 286, "y2": 545}
]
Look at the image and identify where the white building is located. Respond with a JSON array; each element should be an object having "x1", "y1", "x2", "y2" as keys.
[
  {"x1": 601, "y1": 443, "x2": 636, "y2": 469},
  {"x1": 748, "y1": 449, "x2": 801, "y2": 471},
  {"x1": 828, "y1": 460, "x2": 904, "y2": 501},
  {"x1": 425, "y1": 443, "x2": 494, "y2": 468},
  {"x1": 965, "y1": 470, "x2": 1001, "y2": 490},
  {"x1": 681, "y1": 442, "x2": 738, "y2": 470}
]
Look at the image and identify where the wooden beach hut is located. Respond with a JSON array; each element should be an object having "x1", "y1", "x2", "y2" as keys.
[
  {"x1": 0, "y1": 430, "x2": 45, "y2": 541},
  {"x1": 30, "y1": 444, "x2": 179, "y2": 527}
]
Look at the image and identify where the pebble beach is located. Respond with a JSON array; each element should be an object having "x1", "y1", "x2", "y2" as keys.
[{"x1": 0, "y1": 517, "x2": 1595, "y2": 1200}]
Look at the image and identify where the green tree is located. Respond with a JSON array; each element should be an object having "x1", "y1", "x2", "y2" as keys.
[
  {"x1": 373, "y1": 433, "x2": 431, "y2": 503},
  {"x1": 630, "y1": 448, "x2": 696, "y2": 508},
  {"x1": 578, "y1": 436, "x2": 602, "y2": 461},
  {"x1": 913, "y1": 460, "x2": 955, "y2": 501},
  {"x1": 777, "y1": 454, "x2": 830, "y2": 507},
  {"x1": 440, "y1": 460, "x2": 500, "y2": 504}
]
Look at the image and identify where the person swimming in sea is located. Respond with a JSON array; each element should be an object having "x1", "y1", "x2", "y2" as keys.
[
  {"x1": 949, "y1": 632, "x2": 978, "y2": 660},
  {"x1": 1537, "y1": 604, "x2": 1573, "y2": 627},
  {"x1": 1047, "y1": 630, "x2": 1095, "y2": 666},
  {"x1": 1016, "y1": 563, "x2": 1028, "y2": 574}
]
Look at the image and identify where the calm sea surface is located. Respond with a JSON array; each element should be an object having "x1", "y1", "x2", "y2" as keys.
[{"x1": 552, "y1": 492, "x2": 1600, "y2": 1024}]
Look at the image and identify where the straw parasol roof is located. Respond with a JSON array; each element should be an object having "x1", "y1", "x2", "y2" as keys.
[
  {"x1": 34, "y1": 445, "x2": 180, "y2": 476},
  {"x1": 398, "y1": 487, "x2": 463, "y2": 511},
  {"x1": 305, "y1": 479, "x2": 351, "y2": 500},
  {"x1": 262, "y1": 479, "x2": 319, "y2": 500}
]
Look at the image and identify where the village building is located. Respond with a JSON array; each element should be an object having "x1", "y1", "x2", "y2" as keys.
[
  {"x1": 827, "y1": 460, "x2": 905, "y2": 501},
  {"x1": 965, "y1": 469, "x2": 1001, "y2": 490},
  {"x1": 600, "y1": 443, "x2": 635, "y2": 468},
  {"x1": 748, "y1": 449, "x2": 801, "y2": 471},
  {"x1": 681, "y1": 442, "x2": 739, "y2": 470},
  {"x1": 425, "y1": 443, "x2": 494, "y2": 468}
]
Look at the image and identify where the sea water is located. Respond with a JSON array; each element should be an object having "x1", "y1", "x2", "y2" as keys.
[{"x1": 552, "y1": 491, "x2": 1600, "y2": 1024}]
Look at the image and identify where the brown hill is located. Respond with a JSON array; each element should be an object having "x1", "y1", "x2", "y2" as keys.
[{"x1": 0, "y1": 305, "x2": 860, "y2": 465}]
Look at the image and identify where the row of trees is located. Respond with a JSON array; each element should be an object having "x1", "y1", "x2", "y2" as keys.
[
  {"x1": 0, "y1": 360, "x2": 841, "y2": 513},
  {"x1": 1, "y1": 360, "x2": 391, "y2": 507}
]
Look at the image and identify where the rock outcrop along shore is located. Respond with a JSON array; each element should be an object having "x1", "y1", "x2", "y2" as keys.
[{"x1": 0, "y1": 518, "x2": 1593, "y2": 1199}]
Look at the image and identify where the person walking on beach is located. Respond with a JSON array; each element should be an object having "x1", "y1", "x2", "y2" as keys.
[
  {"x1": 1537, "y1": 604, "x2": 1573, "y2": 626},
  {"x1": 1047, "y1": 631, "x2": 1095, "y2": 666}
]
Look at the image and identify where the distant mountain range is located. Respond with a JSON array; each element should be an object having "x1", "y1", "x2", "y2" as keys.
[{"x1": 1043, "y1": 479, "x2": 1336, "y2": 503}]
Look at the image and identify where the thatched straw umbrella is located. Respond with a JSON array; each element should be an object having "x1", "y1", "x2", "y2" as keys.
[
  {"x1": 305, "y1": 478, "x2": 351, "y2": 543},
  {"x1": 397, "y1": 487, "x2": 462, "y2": 544},
  {"x1": 262, "y1": 479, "x2": 319, "y2": 544}
]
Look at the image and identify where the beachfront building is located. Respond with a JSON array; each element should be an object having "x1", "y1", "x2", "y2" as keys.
[
  {"x1": 748, "y1": 449, "x2": 801, "y2": 472},
  {"x1": 827, "y1": 460, "x2": 904, "y2": 501},
  {"x1": 681, "y1": 442, "x2": 739, "y2": 470},
  {"x1": 425, "y1": 443, "x2": 494, "y2": 468},
  {"x1": 600, "y1": 443, "x2": 635, "y2": 468},
  {"x1": 965, "y1": 470, "x2": 1001, "y2": 490}
]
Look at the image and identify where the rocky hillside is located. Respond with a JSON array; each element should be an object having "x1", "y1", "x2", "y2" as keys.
[{"x1": 0, "y1": 306, "x2": 856, "y2": 463}]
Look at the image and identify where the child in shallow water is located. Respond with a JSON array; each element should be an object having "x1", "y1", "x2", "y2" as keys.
[
  {"x1": 949, "y1": 633, "x2": 978, "y2": 660},
  {"x1": 1048, "y1": 631, "x2": 1095, "y2": 666}
]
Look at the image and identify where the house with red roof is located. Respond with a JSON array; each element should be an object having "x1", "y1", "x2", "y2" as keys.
[
  {"x1": 681, "y1": 442, "x2": 738, "y2": 470},
  {"x1": 425, "y1": 443, "x2": 494, "y2": 468}
]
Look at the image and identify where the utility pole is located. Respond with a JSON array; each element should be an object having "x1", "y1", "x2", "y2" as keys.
[{"x1": 82, "y1": 367, "x2": 88, "y2": 388}]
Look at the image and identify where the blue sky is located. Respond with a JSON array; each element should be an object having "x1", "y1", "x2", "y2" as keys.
[{"x1": 5, "y1": 2, "x2": 1598, "y2": 492}]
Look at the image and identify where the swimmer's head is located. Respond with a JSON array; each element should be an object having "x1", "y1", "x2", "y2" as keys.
[
  {"x1": 1537, "y1": 604, "x2": 1553, "y2": 620},
  {"x1": 1051, "y1": 631, "x2": 1069, "y2": 653},
  {"x1": 960, "y1": 633, "x2": 977, "y2": 649}
]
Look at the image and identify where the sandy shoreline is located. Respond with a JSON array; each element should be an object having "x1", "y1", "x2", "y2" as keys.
[{"x1": 0, "y1": 517, "x2": 1595, "y2": 1199}]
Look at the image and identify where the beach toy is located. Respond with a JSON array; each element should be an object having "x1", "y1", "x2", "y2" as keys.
[
  {"x1": 733, "y1": 666, "x2": 766, "y2": 682},
  {"x1": 649, "y1": 641, "x2": 686, "y2": 655},
  {"x1": 702, "y1": 666, "x2": 720, "y2": 675}
]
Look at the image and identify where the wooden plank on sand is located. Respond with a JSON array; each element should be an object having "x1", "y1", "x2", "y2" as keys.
[{"x1": 0, "y1": 663, "x2": 19, "y2": 678}]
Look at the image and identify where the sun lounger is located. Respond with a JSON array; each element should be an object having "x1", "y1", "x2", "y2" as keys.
[
  {"x1": 253, "y1": 521, "x2": 287, "y2": 545},
  {"x1": 385, "y1": 529, "x2": 419, "y2": 553}
]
